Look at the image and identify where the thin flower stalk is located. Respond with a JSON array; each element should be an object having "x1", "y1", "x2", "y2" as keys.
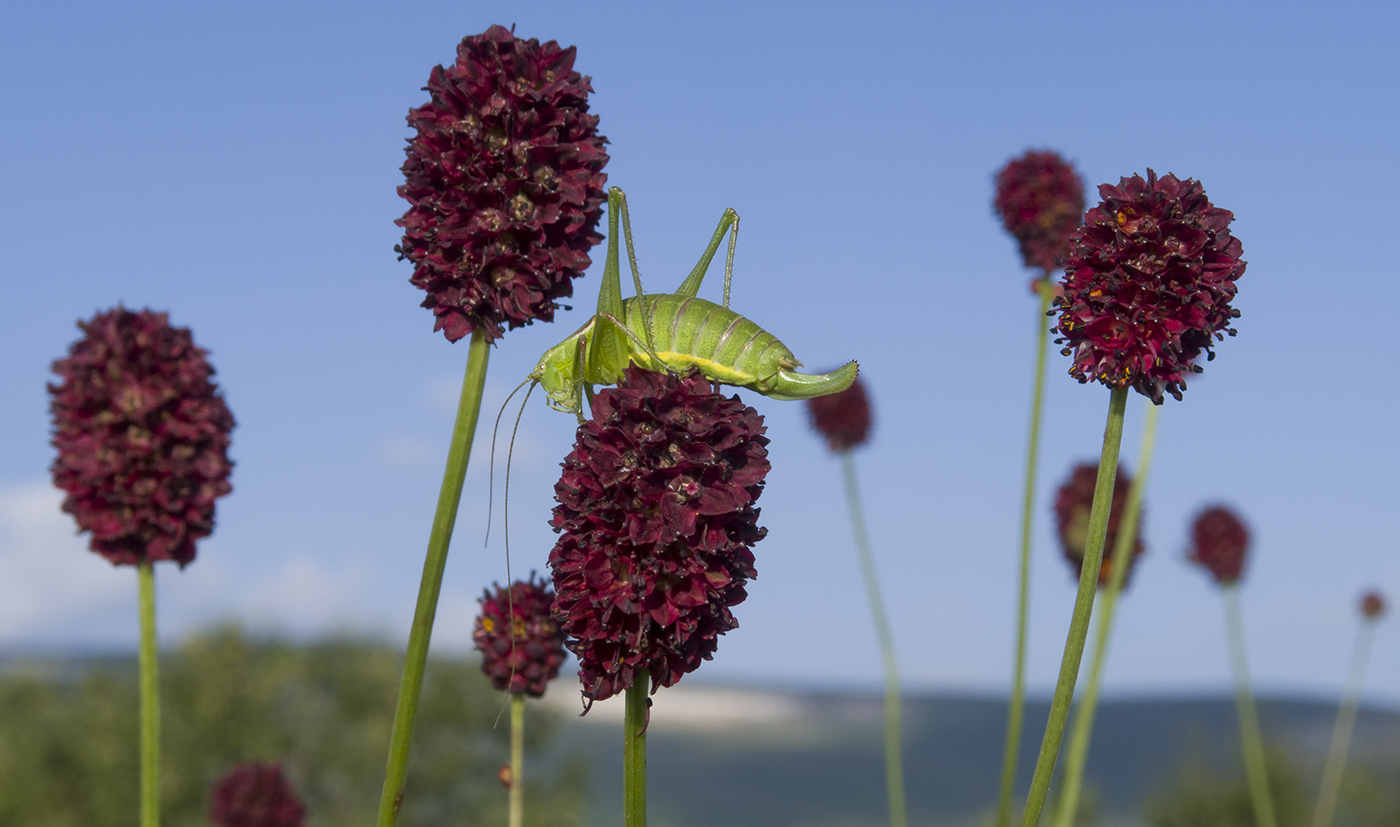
[
  {"x1": 1225, "y1": 584, "x2": 1279, "y2": 827},
  {"x1": 1311, "y1": 594, "x2": 1384, "y2": 827},
  {"x1": 1050, "y1": 402, "x2": 1159, "y2": 827},
  {"x1": 624, "y1": 668, "x2": 650, "y2": 827},
  {"x1": 509, "y1": 694, "x2": 525, "y2": 827},
  {"x1": 997, "y1": 276, "x2": 1056, "y2": 827},
  {"x1": 138, "y1": 562, "x2": 159, "y2": 827},
  {"x1": 377, "y1": 331, "x2": 490, "y2": 826},
  {"x1": 1019, "y1": 386, "x2": 1128, "y2": 827}
]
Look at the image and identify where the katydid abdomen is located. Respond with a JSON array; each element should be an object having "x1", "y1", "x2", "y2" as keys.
[{"x1": 622, "y1": 293, "x2": 858, "y2": 401}]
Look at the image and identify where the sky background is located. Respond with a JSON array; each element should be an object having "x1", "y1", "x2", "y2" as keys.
[{"x1": 2, "y1": 2, "x2": 1397, "y2": 707}]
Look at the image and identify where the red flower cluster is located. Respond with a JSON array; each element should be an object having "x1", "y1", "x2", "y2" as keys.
[
  {"x1": 397, "y1": 25, "x2": 610, "y2": 343},
  {"x1": 1189, "y1": 506, "x2": 1250, "y2": 585},
  {"x1": 472, "y1": 574, "x2": 567, "y2": 697},
  {"x1": 1052, "y1": 462, "x2": 1144, "y2": 587},
  {"x1": 806, "y1": 377, "x2": 872, "y2": 453},
  {"x1": 1055, "y1": 170, "x2": 1246, "y2": 404},
  {"x1": 1360, "y1": 590, "x2": 1385, "y2": 621},
  {"x1": 209, "y1": 763, "x2": 305, "y2": 827},
  {"x1": 49, "y1": 308, "x2": 234, "y2": 567},
  {"x1": 993, "y1": 150, "x2": 1086, "y2": 273},
  {"x1": 549, "y1": 368, "x2": 769, "y2": 704}
]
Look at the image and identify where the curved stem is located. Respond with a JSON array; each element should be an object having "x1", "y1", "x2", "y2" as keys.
[
  {"x1": 842, "y1": 452, "x2": 907, "y2": 827},
  {"x1": 624, "y1": 669, "x2": 650, "y2": 827},
  {"x1": 997, "y1": 277, "x2": 1055, "y2": 827},
  {"x1": 377, "y1": 329, "x2": 492, "y2": 826},
  {"x1": 509, "y1": 694, "x2": 525, "y2": 827},
  {"x1": 1019, "y1": 386, "x2": 1128, "y2": 827},
  {"x1": 138, "y1": 561, "x2": 160, "y2": 827},
  {"x1": 1050, "y1": 402, "x2": 1159, "y2": 827},
  {"x1": 1311, "y1": 621, "x2": 1376, "y2": 827},
  {"x1": 1225, "y1": 585, "x2": 1279, "y2": 827}
]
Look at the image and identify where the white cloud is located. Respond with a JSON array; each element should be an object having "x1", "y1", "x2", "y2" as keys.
[{"x1": 0, "y1": 481, "x2": 135, "y2": 645}]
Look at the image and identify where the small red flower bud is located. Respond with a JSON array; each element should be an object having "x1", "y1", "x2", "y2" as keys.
[
  {"x1": 48, "y1": 308, "x2": 234, "y2": 567},
  {"x1": 1052, "y1": 462, "x2": 1144, "y2": 588},
  {"x1": 549, "y1": 368, "x2": 769, "y2": 704},
  {"x1": 994, "y1": 150, "x2": 1086, "y2": 272},
  {"x1": 396, "y1": 25, "x2": 610, "y2": 343},
  {"x1": 806, "y1": 377, "x2": 872, "y2": 453},
  {"x1": 1360, "y1": 590, "x2": 1385, "y2": 621},
  {"x1": 1189, "y1": 506, "x2": 1250, "y2": 586},
  {"x1": 1054, "y1": 170, "x2": 1245, "y2": 404},
  {"x1": 209, "y1": 763, "x2": 305, "y2": 827},
  {"x1": 472, "y1": 574, "x2": 567, "y2": 698}
]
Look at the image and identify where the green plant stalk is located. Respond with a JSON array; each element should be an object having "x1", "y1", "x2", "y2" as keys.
[
  {"x1": 1225, "y1": 584, "x2": 1279, "y2": 827},
  {"x1": 842, "y1": 451, "x2": 908, "y2": 827},
  {"x1": 1050, "y1": 402, "x2": 1160, "y2": 827},
  {"x1": 377, "y1": 328, "x2": 491, "y2": 827},
  {"x1": 1310, "y1": 620, "x2": 1376, "y2": 827},
  {"x1": 509, "y1": 693, "x2": 525, "y2": 827},
  {"x1": 138, "y1": 561, "x2": 160, "y2": 827},
  {"x1": 1019, "y1": 386, "x2": 1128, "y2": 827},
  {"x1": 997, "y1": 275, "x2": 1056, "y2": 827},
  {"x1": 624, "y1": 668, "x2": 650, "y2": 827}
]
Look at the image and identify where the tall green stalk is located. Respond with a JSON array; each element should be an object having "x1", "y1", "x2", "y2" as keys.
[
  {"x1": 624, "y1": 668, "x2": 650, "y2": 827},
  {"x1": 1019, "y1": 386, "x2": 1128, "y2": 827},
  {"x1": 1224, "y1": 585, "x2": 1279, "y2": 827},
  {"x1": 1050, "y1": 403, "x2": 1159, "y2": 827},
  {"x1": 509, "y1": 693, "x2": 525, "y2": 827},
  {"x1": 377, "y1": 328, "x2": 491, "y2": 827},
  {"x1": 138, "y1": 561, "x2": 160, "y2": 827},
  {"x1": 841, "y1": 452, "x2": 907, "y2": 827},
  {"x1": 997, "y1": 276, "x2": 1055, "y2": 827},
  {"x1": 1311, "y1": 619, "x2": 1378, "y2": 827}
]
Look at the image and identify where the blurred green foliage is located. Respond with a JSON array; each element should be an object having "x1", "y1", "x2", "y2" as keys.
[
  {"x1": 1145, "y1": 746, "x2": 1400, "y2": 827},
  {"x1": 0, "y1": 627, "x2": 587, "y2": 826}
]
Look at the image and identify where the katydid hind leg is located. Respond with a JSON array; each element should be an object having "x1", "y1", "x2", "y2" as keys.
[
  {"x1": 676, "y1": 207, "x2": 740, "y2": 304},
  {"x1": 616, "y1": 188, "x2": 658, "y2": 352}
]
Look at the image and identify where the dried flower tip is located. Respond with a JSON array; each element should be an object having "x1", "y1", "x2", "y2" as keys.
[
  {"x1": 1055, "y1": 169, "x2": 1245, "y2": 404},
  {"x1": 807, "y1": 377, "x2": 872, "y2": 452},
  {"x1": 994, "y1": 150, "x2": 1086, "y2": 272},
  {"x1": 1189, "y1": 505, "x2": 1249, "y2": 585},
  {"x1": 549, "y1": 368, "x2": 769, "y2": 704},
  {"x1": 397, "y1": 24, "x2": 610, "y2": 343},
  {"x1": 48, "y1": 307, "x2": 234, "y2": 567},
  {"x1": 472, "y1": 573, "x2": 567, "y2": 697},
  {"x1": 1052, "y1": 462, "x2": 1145, "y2": 588},
  {"x1": 1360, "y1": 590, "x2": 1385, "y2": 621},
  {"x1": 209, "y1": 763, "x2": 306, "y2": 827}
]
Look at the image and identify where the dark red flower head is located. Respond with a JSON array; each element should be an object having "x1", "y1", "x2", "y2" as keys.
[
  {"x1": 48, "y1": 308, "x2": 234, "y2": 568},
  {"x1": 209, "y1": 763, "x2": 305, "y2": 827},
  {"x1": 994, "y1": 150, "x2": 1086, "y2": 272},
  {"x1": 1052, "y1": 462, "x2": 1144, "y2": 588},
  {"x1": 1189, "y1": 506, "x2": 1250, "y2": 585},
  {"x1": 806, "y1": 377, "x2": 872, "y2": 453},
  {"x1": 1360, "y1": 590, "x2": 1385, "y2": 621},
  {"x1": 472, "y1": 573, "x2": 567, "y2": 697},
  {"x1": 396, "y1": 25, "x2": 610, "y2": 343},
  {"x1": 1054, "y1": 169, "x2": 1246, "y2": 404},
  {"x1": 549, "y1": 368, "x2": 769, "y2": 704}
]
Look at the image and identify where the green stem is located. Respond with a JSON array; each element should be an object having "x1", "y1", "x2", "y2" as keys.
[
  {"x1": 841, "y1": 452, "x2": 908, "y2": 827},
  {"x1": 377, "y1": 329, "x2": 491, "y2": 827},
  {"x1": 1050, "y1": 402, "x2": 1159, "y2": 827},
  {"x1": 1225, "y1": 585, "x2": 1279, "y2": 827},
  {"x1": 1019, "y1": 386, "x2": 1128, "y2": 827},
  {"x1": 1311, "y1": 621, "x2": 1376, "y2": 827},
  {"x1": 997, "y1": 276, "x2": 1055, "y2": 827},
  {"x1": 509, "y1": 693, "x2": 525, "y2": 827},
  {"x1": 624, "y1": 668, "x2": 650, "y2": 827},
  {"x1": 138, "y1": 561, "x2": 159, "y2": 827}
]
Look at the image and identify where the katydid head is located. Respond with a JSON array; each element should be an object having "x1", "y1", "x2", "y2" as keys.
[{"x1": 529, "y1": 320, "x2": 594, "y2": 416}]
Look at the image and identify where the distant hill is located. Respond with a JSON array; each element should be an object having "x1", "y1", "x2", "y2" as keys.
[{"x1": 542, "y1": 685, "x2": 1400, "y2": 827}]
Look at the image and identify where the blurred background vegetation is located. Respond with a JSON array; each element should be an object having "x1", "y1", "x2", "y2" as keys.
[
  {"x1": 0, "y1": 627, "x2": 586, "y2": 826},
  {"x1": 1, "y1": 627, "x2": 1397, "y2": 826}
]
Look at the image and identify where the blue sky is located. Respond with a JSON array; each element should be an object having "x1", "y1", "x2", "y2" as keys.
[{"x1": 2, "y1": 2, "x2": 1397, "y2": 707}]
